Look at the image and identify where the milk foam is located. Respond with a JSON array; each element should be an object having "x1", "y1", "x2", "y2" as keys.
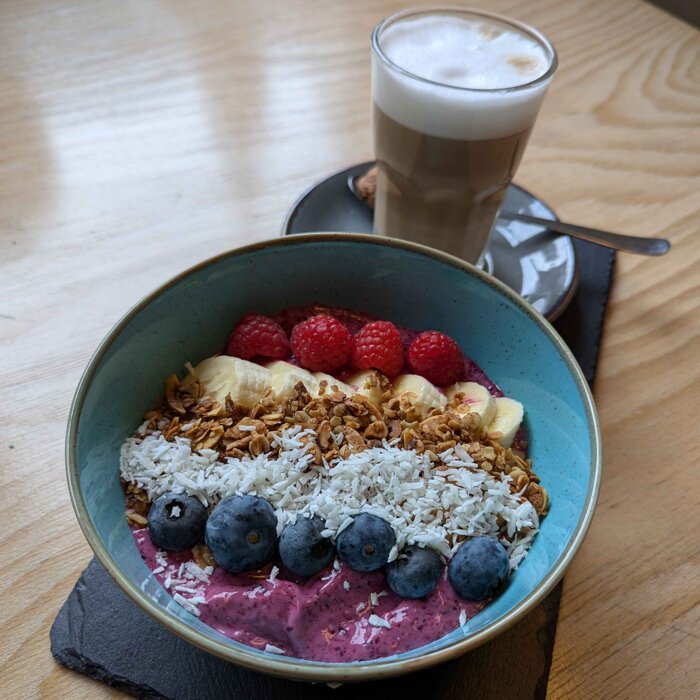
[{"x1": 372, "y1": 14, "x2": 554, "y2": 140}]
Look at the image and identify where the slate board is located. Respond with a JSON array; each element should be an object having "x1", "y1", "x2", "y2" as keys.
[{"x1": 51, "y1": 239, "x2": 615, "y2": 699}]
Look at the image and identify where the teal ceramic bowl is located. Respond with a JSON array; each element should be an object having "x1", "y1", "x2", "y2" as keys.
[{"x1": 67, "y1": 234, "x2": 601, "y2": 683}]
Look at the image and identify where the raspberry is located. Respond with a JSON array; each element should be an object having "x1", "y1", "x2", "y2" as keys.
[
  {"x1": 407, "y1": 331, "x2": 464, "y2": 386},
  {"x1": 290, "y1": 315, "x2": 352, "y2": 372},
  {"x1": 227, "y1": 314, "x2": 290, "y2": 360},
  {"x1": 351, "y1": 321, "x2": 404, "y2": 377}
]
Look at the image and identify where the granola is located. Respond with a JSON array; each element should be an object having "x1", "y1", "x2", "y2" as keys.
[{"x1": 137, "y1": 374, "x2": 546, "y2": 516}]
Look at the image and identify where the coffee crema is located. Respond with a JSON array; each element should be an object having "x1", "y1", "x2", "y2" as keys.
[{"x1": 371, "y1": 11, "x2": 555, "y2": 261}]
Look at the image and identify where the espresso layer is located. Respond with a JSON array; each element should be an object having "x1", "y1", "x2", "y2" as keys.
[{"x1": 373, "y1": 105, "x2": 532, "y2": 260}]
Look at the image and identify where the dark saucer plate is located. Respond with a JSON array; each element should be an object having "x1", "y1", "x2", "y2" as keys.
[{"x1": 282, "y1": 161, "x2": 578, "y2": 321}]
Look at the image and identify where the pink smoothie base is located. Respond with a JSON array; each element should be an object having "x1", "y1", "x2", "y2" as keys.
[
  {"x1": 129, "y1": 305, "x2": 523, "y2": 662},
  {"x1": 134, "y1": 529, "x2": 484, "y2": 661}
]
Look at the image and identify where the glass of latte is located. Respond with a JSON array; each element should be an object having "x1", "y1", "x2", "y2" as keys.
[{"x1": 371, "y1": 8, "x2": 557, "y2": 264}]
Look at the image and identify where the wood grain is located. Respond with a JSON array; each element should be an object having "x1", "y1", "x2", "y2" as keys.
[{"x1": 0, "y1": 0, "x2": 698, "y2": 697}]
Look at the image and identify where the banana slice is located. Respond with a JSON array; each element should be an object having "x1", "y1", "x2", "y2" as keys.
[
  {"x1": 185, "y1": 356, "x2": 269, "y2": 408},
  {"x1": 446, "y1": 381, "x2": 497, "y2": 427},
  {"x1": 393, "y1": 374, "x2": 447, "y2": 414},
  {"x1": 313, "y1": 372, "x2": 353, "y2": 397},
  {"x1": 346, "y1": 370, "x2": 384, "y2": 406},
  {"x1": 486, "y1": 397, "x2": 524, "y2": 447},
  {"x1": 266, "y1": 361, "x2": 318, "y2": 399}
]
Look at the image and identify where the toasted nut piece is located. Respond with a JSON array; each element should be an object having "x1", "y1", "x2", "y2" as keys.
[
  {"x1": 435, "y1": 424, "x2": 453, "y2": 441},
  {"x1": 435, "y1": 440, "x2": 457, "y2": 453},
  {"x1": 165, "y1": 374, "x2": 186, "y2": 414},
  {"x1": 364, "y1": 421, "x2": 388, "y2": 439},
  {"x1": 226, "y1": 447, "x2": 247, "y2": 458},
  {"x1": 193, "y1": 544, "x2": 216, "y2": 570},
  {"x1": 350, "y1": 394, "x2": 383, "y2": 421},
  {"x1": 126, "y1": 511, "x2": 148, "y2": 527},
  {"x1": 388, "y1": 419, "x2": 402, "y2": 440},
  {"x1": 401, "y1": 427, "x2": 417, "y2": 449},
  {"x1": 309, "y1": 443, "x2": 323, "y2": 464},
  {"x1": 318, "y1": 420, "x2": 332, "y2": 448},
  {"x1": 418, "y1": 415, "x2": 448, "y2": 437},
  {"x1": 261, "y1": 412, "x2": 284, "y2": 425},
  {"x1": 164, "y1": 417, "x2": 182, "y2": 441},
  {"x1": 510, "y1": 468, "x2": 530, "y2": 492},
  {"x1": 227, "y1": 434, "x2": 253, "y2": 449},
  {"x1": 249, "y1": 433, "x2": 271, "y2": 456},
  {"x1": 527, "y1": 483, "x2": 549, "y2": 515},
  {"x1": 343, "y1": 426, "x2": 367, "y2": 452},
  {"x1": 294, "y1": 410, "x2": 312, "y2": 425},
  {"x1": 343, "y1": 417, "x2": 361, "y2": 430}
]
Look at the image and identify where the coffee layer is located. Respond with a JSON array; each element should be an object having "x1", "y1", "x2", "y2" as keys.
[{"x1": 373, "y1": 105, "x2": 532, "y2": 261}]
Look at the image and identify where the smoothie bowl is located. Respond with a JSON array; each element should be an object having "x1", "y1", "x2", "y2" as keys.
[{"x1": 67, "y1": 234, "x2": 600, "y2": 682}]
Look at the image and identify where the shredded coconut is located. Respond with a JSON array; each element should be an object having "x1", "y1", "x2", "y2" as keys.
[
  {"x1": 172, "y1": 593, "x2": 201, "y2": 617},
  {"x1": 183, "y1": 562, "x2": 210, "y2": 583},
  {"x1": 243, "y1": 585, "x2": 265, "y2": 599},
  {"x1": 368, "y1": 614, "x2": 392, "y2": 629},
  {"x1": 120, "y1": 426, "x2": 539, "y2": 568},
  {"x1": 264, "y1": 643, "x2": 285, "y2": 655}
]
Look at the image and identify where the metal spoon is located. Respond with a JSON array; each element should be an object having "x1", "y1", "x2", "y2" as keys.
[{"x1": 347, "y1": 175, "x2": 670, "y2": 257}]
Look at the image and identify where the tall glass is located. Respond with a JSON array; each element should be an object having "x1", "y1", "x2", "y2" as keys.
[{"x1": 371, "y1": 8, "x2": 557, "y2": 264}]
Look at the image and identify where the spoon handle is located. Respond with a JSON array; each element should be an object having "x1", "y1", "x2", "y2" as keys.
[{"x1": 498, "y1": 211, "x2": 671, "y2": 256}]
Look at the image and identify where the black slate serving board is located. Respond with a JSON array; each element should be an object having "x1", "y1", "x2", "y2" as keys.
[{"x1": 51, "y1": 239, "x2": 614, "y2": 699}]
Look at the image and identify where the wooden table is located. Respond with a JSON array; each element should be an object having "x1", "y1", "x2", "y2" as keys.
[{"x1": 1, "y1": 0, "x2": 698, "y2": 697}]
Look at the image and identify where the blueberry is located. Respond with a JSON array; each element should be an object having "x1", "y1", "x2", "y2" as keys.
[
  {"x1": 279, "y1": 515, "x2": 334, "y2": 577},
  {"x1": 386, "y1": 545, "x2": 442, "y2": 599},
  {"x1": 147, "y1": 492, "x2": 208, "y2": 551},
  {"x1": 335, "y1": 513, "x2": 395, "y2": 572},
  {"x1": 205, "y1": 495, "x2": 278, "y2": 573},
  {"x1": 448, "y1": 537, "x2": 510, "y2": 601}
]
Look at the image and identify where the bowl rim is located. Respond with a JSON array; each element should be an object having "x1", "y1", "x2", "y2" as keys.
[{"x1": 66, "y1": 232, "x2": 602, "y2": 682}]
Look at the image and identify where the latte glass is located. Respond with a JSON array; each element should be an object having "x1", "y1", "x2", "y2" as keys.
[{"x1": 371, "y1": 8, "x2": 557, "y2": 264}]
